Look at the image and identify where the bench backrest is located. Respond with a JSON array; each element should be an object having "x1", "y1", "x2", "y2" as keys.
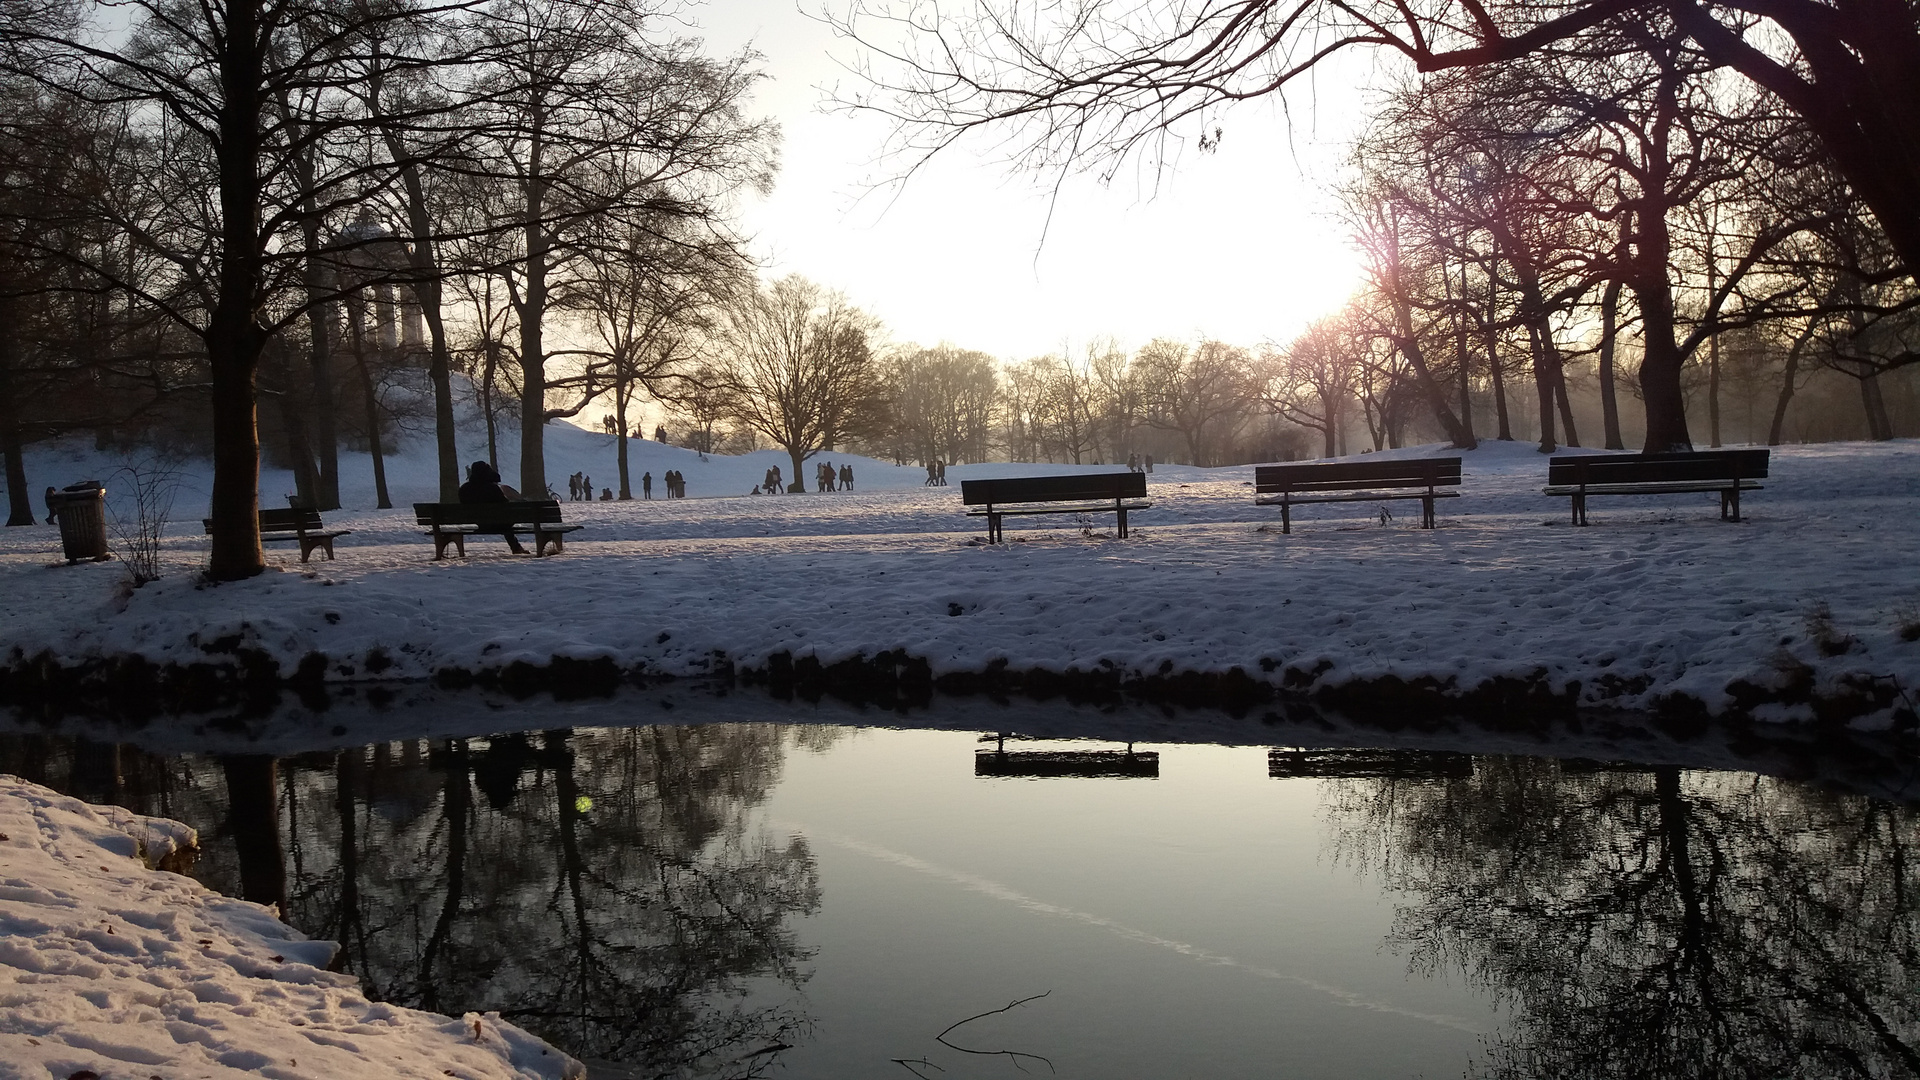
[
  {"x1": 961, "y1": 472, "x2": 1147, "y2": 506},
  {"x1": 1547, "y1": 449, "x2": 1769, "y2": 487},
  {"x1": 204, "y1": 507, "x2": 326, "y2": 533},
  {"x1": 1255, "y1": 457, "x2": 1462, "y2": 495},
  {"x1": 414, "y1": 500, "x2": 566, "y2": 526}
]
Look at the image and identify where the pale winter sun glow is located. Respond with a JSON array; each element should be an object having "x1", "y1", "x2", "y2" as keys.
[{"x1": 695, "y1": 0, "x2": 1375, "y2": 358}]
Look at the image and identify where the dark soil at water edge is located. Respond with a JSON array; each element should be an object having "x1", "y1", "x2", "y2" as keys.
[
  {"x1": 3, "y1": 662, "x2": 1918, "y2": 806},
  {"x1": 3, "y1": 640, "x2": 1916, "y2": 732}
]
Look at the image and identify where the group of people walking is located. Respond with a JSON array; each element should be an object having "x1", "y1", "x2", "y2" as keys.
[
  {"x1": 750, "y1": 461, "x2": 857, "y2": 495},
  {"x1": 566, "y1": 472, "x2": 609, "y2": 500},
  {"x1": 817, "y1": 462, "x2": 853, "y2": 491},
  {"x1": 924, "y1": 459, "x2": 948, "y2": 486},
  {"x1": 1126, "y1": 453, "x2": 1155, "y2": 473}
]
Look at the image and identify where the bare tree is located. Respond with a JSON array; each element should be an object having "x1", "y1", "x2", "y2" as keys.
[
  {"x1": 468, "y1": 0, "x2": 774, "y2": 499},
  {"x1": 1266, "y1": 312, "x2": 1363, "y2": 458},
  {"x1": 1133, "y1": 338, "x2": 1258, "y2": 466},
  {"x1": 835, "y1": 0, "x2": 1920, "y2": 300},
  {"x1": 712, "y1": 275, "x2": 883, "y2": 485}
]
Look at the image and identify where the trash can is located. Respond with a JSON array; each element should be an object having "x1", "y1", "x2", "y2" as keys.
[{"x1": 50, "y1": 481, "x2": 111, "y2": 563}]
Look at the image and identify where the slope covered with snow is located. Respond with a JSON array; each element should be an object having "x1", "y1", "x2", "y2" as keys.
[{"x1": 0, "y1": 775, "x2": 584, "y2": 1080}]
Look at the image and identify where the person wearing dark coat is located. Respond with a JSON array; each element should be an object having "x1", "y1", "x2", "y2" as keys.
[
  {"x1": 44, "y1": 487, "x2": 58, "y2": 526},
  {"x1": 458, "y1": 461, "x2": 527, "y2": 554}
]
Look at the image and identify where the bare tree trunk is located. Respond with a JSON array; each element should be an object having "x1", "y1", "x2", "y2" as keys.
[
  {"x1": 481, "y1": 342, "x2": 500, "y2": 470},
  {"x1": 517, "y1": 154, "x2": 551, "y2": 500},
  {"x1": 204, "y1": 0, "x2": 267, "y2": 582},
  {"x1": 348, "y1": 303, "x2": 392, "y2": 509},
  {"x1": 1454, "y1": 258, "x2": 1476, "y2": 446},
  {"x1": 1483, "y1": 279, "x2": 1513, "y2": 441},
  {"x1": 614, "y1": 380, "x2": 632, "y2": 499},
  {"x1": 299, "y1": 218, "x2": 340, "y2": 510},
  {"x1": 0, "y1": 331, "x2": 36, "y2": 526},
  {"x1": 1861, "y1": 367, "x2": 1894, "y2": 440},
  {"x1": 1551, "y1": 342, "x2": 1579, "y2": 447},
  {"x1": 392, "y1": 159, "x2": 461, "y2": 502},
  {"x1": 1529, "y1": 325, "x2": 1558, "y2": 454},
  {"x1": 1635, "y1": 277, "x2": 1694, "y2": 452},
  {"x1": 1598, "y1": 276, "x2": 1626, "y2": 450}
]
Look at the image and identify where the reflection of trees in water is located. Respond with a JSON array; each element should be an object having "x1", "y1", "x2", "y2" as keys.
[
  {"x1": 1326, "y1": 758, "x2": 1920, "y2": 1079},
  {"x1": 291, "y1": 724, "x2": 821, "y2": 1076},
  {"x1": 0, "y1": 725, "x2": 821, "y2": 1078}
]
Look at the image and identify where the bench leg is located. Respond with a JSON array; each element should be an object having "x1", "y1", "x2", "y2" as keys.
[
  {"x1": 1422, "y1": 494, "x2": 1435, "y2": 530},
  {"x1": 1572, "y1": 494, "x2": 1586, "y2": 527},
  {"x1": 1724, "y1": 488, "x2": 1741, "y2": 522},
  {"x1": 1281, "y1": 500, "x2": 1291, "y2": 535},
  {"x1": 433, "y1": 532, "x2": 465, "y2": 560},
  {"x1": 298, "y1": 538, "x2": 315, "y2": 564},
  {"x1": 1117, "y1": 507, "x2": 1128, "y2": 539}
]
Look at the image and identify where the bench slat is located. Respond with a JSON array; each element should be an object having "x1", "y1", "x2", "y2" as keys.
[
  {"x1": 1256, "y1": 491, "x2": 1460, "y2": 507},
  {"x1": 1255, "y1": 458, "x2": 1462, "y2": 494},
  {"x1": 966, "y1": 501, "x2": 1153, "y2": 517},
  {"x1": 1546, "y1": 449, "x2": 1768, "y2": 487},
  {"x1": 961, "y1": 472, "x2": 1147, "y2": 506}
]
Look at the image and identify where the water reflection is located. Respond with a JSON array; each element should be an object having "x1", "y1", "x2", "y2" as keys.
[
  {"x1": 1325, "y1": 758, "x2": 1920, "y2": 1078},
  {"x1": 2, "y1": 712, "x2": 1918, "y2": 1078},
  {"x1": 0, "y1": 726, "x2": 821, "y2": 1078}
]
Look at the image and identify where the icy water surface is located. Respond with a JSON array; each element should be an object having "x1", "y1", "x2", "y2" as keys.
[{"x1": 4, "y1": 695, "x2": 1918, "y2": 1079}]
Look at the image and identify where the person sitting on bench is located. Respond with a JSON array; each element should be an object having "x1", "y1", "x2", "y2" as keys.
[{"x1": 459, "y1": 460, "x2": 527, "y2": 554}]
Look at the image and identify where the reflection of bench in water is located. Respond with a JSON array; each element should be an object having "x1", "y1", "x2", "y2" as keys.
[
  {"x1": 975, "y1": 735, "x2": 1158, "y2": 778},
  {"x1": 1268, "y1": 748, "x2": 1473, "y2": 779}
]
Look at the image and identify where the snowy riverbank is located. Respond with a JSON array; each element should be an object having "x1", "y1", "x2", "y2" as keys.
[
  {"x1": 4, "y1": 427, "x2": 1920, "y2": 725},
  {"x1": 0, "y1": 774, "x2": 583, "y2": 1080}
]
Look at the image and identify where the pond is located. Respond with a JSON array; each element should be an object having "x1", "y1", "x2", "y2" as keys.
[{"x1": 3, "y1": 688, "x2": 1918, "y2": 1079}]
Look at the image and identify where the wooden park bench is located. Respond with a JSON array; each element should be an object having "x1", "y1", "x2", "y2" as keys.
[
  {"x1": 1254, "y1": 457, "x2": 1462, "y2": 533},
  {"x1": 961, "y1": 472, "x2": 1151, "y2": 543},
  {"x1": 1544, "y1": 449, "x2": 1768, "y2": 525},
  {"x1": 412, "y1": 500, "x2": 580, "y2": 558},
  {"x1": 204, "y1": 507, "x2": 351, "y2": 563}
]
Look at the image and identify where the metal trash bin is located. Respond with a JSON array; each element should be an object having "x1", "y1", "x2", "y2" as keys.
[{"x1": 50, "y1": 481, "x2": 111, "y2": 563}]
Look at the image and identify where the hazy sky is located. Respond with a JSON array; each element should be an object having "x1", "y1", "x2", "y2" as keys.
[{"x1": 692, "y1": 0, "x2": 1385, "y2": 360}]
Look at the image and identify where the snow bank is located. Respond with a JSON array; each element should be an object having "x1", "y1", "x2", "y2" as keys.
[
  {"x1": 0, "y1": 775, "x2": 584, "y2": 1080},
  {"x1": 4, "y1": 433, "x2": 1920, "y2": 723}
]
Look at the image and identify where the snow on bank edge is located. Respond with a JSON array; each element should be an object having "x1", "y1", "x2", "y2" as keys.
[{"x1": 0, "y1": 775, "x2": 585, "y2": 1080}]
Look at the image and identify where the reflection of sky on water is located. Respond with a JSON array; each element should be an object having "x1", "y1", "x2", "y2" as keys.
[
  {"x1": 759, "y1": 732, "x2": 1494, "y2": 1078},
  {"x1": 4, "y1": 716, "x2": 1917, "y2": 1079}
]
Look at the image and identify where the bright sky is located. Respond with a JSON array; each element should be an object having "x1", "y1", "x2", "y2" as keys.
[{"x1": 693, "y1": 0, "x2": 1385, "y2": 360}]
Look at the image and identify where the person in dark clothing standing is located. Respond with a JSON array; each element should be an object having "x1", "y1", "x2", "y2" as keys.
[
  {"x1": 458, "y1": 461, "x2": 527, "y2": 554},
  {"x1": 44, "y1": 487, "x2": 59, "y2": 526},
  {"x1": 642, "y1": 472, "x2": 653, "y2": 499}
]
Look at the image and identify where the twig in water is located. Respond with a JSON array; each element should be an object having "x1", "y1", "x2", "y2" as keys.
[{"x1": 935, "y1": 991, "x2": 1055, "y2": 1073}]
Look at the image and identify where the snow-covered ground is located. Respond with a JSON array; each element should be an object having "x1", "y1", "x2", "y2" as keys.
[
  {"x1": 0, "y1": 775, "x2": 583, "y2": 1080},
  {"x1": 4, "y1": 422, "x2": 1920, "y2": 723}
]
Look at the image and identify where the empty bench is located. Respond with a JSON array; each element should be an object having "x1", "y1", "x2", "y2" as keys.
[
  {"x1": 1254, "y1": 458, "x2": 1461, "y2": 533},
  {"x1": 413, "y1": 501, "x2": 580, "y2": 558},
  {"x1": 1544, "y1": 449, "x2": 1768, "y2": 525},
  {"x1": 204, "y1": 507, "x2": 351, "y2": 562},
  {"x1": 961, "y1": 472, "x2": 1151, "y2": 543}
]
